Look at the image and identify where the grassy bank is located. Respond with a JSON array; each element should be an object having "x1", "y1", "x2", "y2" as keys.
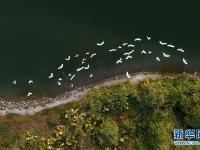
[{"x1": 0, "y1": 75, "x2": 200, "y2": 149}]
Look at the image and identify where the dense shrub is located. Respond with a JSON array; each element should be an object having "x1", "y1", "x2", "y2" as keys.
[{"x1": 5, "y1": 75, "x2": 200, "y2": 149}]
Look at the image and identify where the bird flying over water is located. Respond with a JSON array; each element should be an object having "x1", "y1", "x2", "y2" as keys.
[
  {"x1": 12, "y1": 80, "x2": 17, "y2": 85},
  {"x1": 134, "y1": 38, "x2": 142, "y2": 41},
  {"x1": 28, "y1": 80, "x2": 33, "y2": 84},
  {"x1": 58, "y1": 64, "x2": 63, "y2": 70},
  {"x1": 156, "y1": 57, "x2": 160, "y2": 61},
  {"x1": 109, "y1": 49, "x2": 117, "y2": 52},
  {"x1": 163, "y1": 52, "x2": 170, "y2": 58},
  {"x1": 90, "y1": 53, "x2": 96, "y2": 58},
  {"x1": 48, "y1": 73, "x2": 54, "y2": 79},
  {"x1": 147, "y1": 36, "x2": 151, "y2": 40},
  {"x1": 159, "y1": 41, "x2": 167, "y2": 45},
  {"x1": 97, "y1": 41, "x2": 104, "y2": 46},
  {"x1": 65, "y1": 56, "x2": 71, "y2": 61},
  {"x1": 70, "y1": 74, "x2": 76, "y2": 80},
  {"x1": 183, "y1": 58, "x2": 188, "y2": 65},
  {"x1": 141, "y1": 50, "x2": 147, "y2": 54},
  {"x1": 167, "y1": 44, "x2": 175, "y2": 48},
  {"x1": 128, "y1": 44, "x2": 135, "y2": 48},
  {"x1": 116, "y1": 58, "x2": 123, "y2": 64},
  {"x1": 177, "y1": 48, "x2": 184, "y2": 53}
]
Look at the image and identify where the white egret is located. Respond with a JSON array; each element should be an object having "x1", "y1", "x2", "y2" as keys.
[
  {"x1": 183, "y1": 58, "x2": 188, "y2": 65},
  {"x1": 156, "y1": 57, "x2": 160, "y2": 61},
  {"x1": 127, "y1": 44, "x2": 135, "y2": 48},
  {"x1": 65, "y1": 56, "x2": 71, "y2": 61},
  {"x1": 159, "y1": 41, "x2": 167, "y2": 45},
  {"x1": 28, "y1": 80, "x2": 33, "y2": 84},
  {"x1": 48, "y1": 73, "x2": 54, "y2": 79},
  {"x1": 90, "y1": 53, "x2": 96, "y2": 58},
  {"x1": 167, "y1": 44, "x2": 175, "y2": 48},
  {"x1": 126, "y1": 55, "x2": 133, "y2": 60},
  {"x1": 58, "y1": 78, "x2": 62, "y2": 81},
  {"x1": 12, "y1": 80, "x2": 17, "y2": 85},
  {"x1": 109, "y1": 49, "x2": 117, "y2": 52},
  {"x1": 163, "y1": 52, "x2": 171, "y2": 58},
  {"x1": 76, "y1": 67, "x2": 84, "y2": 72},
  {"x1": 177, "y1": 48, "x2": 184, "y2": 52},
  {"x1": 89, "y1": 74, "x2": 93, "y2": 78},
  {"x1": 70, "y1": 74, "x2": 76, "y2": 81},
  {"x1": 141, "y1": 50, "x2": 147, "y2": 54},
  {"x1": 124, "y1": 49, "x2": 134, "y2": 55},
  {"x1": 134, "y1": 38, "x2": 142, "y2": 41},
  {"x1": 97, "y1": 41, "x2": 104, "y2": 46},
  {"x1": 57, "y1": 81, "x2": 61, "y2": 86},
  {"x1": 75, "y1": 54, "x2": 79, "y2": 58},
  {"x1": 58, "y1": 64, "x2": 63, "y2": 70},
  {"x1": 83, "y1": 64, "x2": 90, "y2": 70},
  {"x1": 116, "y1": 58, "x2": 123, "y2": 64},
  {"x1": 70, "y1": 84, "x2": 74, "y2": 88},
  {"x1": 126, "y1": 71, "x2": 131, "y2": 78},
  {"x1": 27, "y1": 92, "x2": 32, "y2": 97},
  {"x1": 147, "y1": 36, "x2": 151, "y2": 40}
]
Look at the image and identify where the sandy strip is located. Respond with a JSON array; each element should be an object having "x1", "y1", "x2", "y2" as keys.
[{"x1": 0, "y1": 72, "x2": 162, "y2": 116}]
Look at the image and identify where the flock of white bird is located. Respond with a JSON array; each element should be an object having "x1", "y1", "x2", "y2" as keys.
[{"x1": 12, "y1": 35, "x2": 189, "y2": 97}]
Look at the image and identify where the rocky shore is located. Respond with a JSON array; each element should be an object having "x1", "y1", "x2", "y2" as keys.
[{"x1": 0, "y1": 72, "x2": 193, "y2": 116}]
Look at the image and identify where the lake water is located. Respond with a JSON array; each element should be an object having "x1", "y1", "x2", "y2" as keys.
[{"x1": 0, "y1": 1, "x2": 199, "y2": 97}]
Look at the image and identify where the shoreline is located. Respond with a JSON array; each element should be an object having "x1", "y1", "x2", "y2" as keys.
[{"x1": 0, "y1": 72, "x2": 196, "y2": 116}]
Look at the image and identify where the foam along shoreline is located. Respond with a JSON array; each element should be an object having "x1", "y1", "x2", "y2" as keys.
[{"x1": 0, "y1": 72, "x2": 171, "y2": 116}]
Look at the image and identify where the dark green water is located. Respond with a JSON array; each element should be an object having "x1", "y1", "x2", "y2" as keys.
[{"x1": 0, "y1": 1, "x2": 199, "y2": 97}]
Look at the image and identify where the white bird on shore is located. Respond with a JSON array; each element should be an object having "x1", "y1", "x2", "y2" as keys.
[
  {"x1": 124, "y1": 50, "x2": 134, "y2": 55},
  {"x1": 70, "y1": 74, "x2": 76, "y2": 81},
  {"x1": 126, "y1": 55, "x2": 133, "y2": 60},
  {"x1": 126, "y1": 71, "x2": 131, "y2": 79},
  {"x1": 141, "y1": 50, "x2": 147, "y2": 54},
  {"x1": 134, "y1": 38, "x2": 142, "y2": 41},
  {"x1": 90, "y1": 53, "x2": 96, "y2": 58},
  {"x1": 183, "y1": 58, "x2": 188, "y2": 65},
  {"x1": 97, "y1": 41, "x2": 104, "y2": 46},
  {"x1": 76, "y1": 66, "x2": 84, "y2": 72},
  {"x1": 65, "y1": 56, "x2": 71, "y2": 61},
  {"x1": 75, "y1": 54, "x2": 79, "y2": 58},
  {"x1": 167, "y1": 44, "x2": 175, "y2": 48},
  {"x1": 58, "y1": 78, "x2": 62, "y2": 81},
  {"x1": 70, "y1": 84, "x2": 74, "y2": 88},
  {"x1": 58, "y1": 64, "x2": 63, "y2": 70},
  {"x1": 159, "y1": 41, "x2": 167, "y2": 45},
  {"x1": 128, "y1": 44, "x2": 135, "y2": 48},
  {"x1": 163, "y1": 52, "x2": 171, "y2": 58},
  {"x1": 156, "y1": 57, "x2": 160, "y2": 61},
  {"x1": 27, "y1": 92, "x2": 32, "y2": 97},
  {"x1": 147, "y1": 36, "x2": 151, "y2": 40},
  {"x1": 118, "y1": 46, "x2": 122, "y2": 49},
  {"x1": 28, "y1": 80, "x2": 33, "y2": 84},
  {"x1": 57, "y1": 81, "x2": 61, "y2": 86},
  {"x1": 83, "y1": 64, "x2": 90, "y2": 70},
  {"x1": 177, "y1": 48, "x2": 185, "y2": 52},
  {"x1": 116, "y1": 58, "x2": 123, "y2": 64},
  {"x1": 89, "y1": 74, "x2": 93, "y2": 78},
  {"x1": 12, "y1": 80, "x2": 17, "y2": 85},
  {"x1": 109, "y1": 49, "x2": 117, "y2": 52},
  {"x1": 48, "y1": 73, "x2": 54, "y2": 79}
]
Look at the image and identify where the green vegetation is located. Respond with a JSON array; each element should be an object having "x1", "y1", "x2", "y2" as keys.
[{"x1": 0, "y1": 75, "x2": 200, "y2": 149}]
